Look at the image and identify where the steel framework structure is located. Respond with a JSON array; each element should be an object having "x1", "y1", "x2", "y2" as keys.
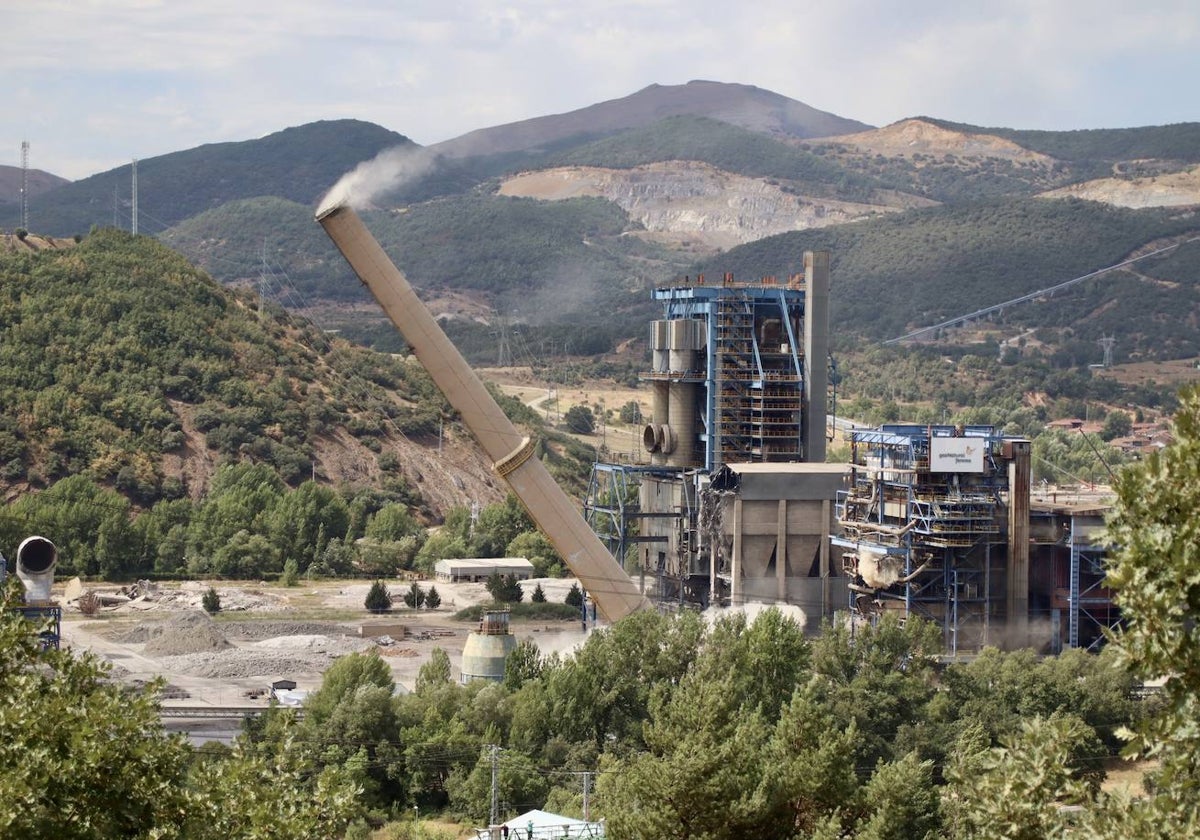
[
  {"x1": 832, "y1": 425, "x2": 1009, "y2": 653},
  {"x1": 650, "y1": 275, "x2": 811, "y2": 471}
]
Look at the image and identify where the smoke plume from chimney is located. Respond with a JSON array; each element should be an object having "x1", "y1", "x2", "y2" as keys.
[{"x1": 317, "y1": 145, "x2": 436, "y2": 217}]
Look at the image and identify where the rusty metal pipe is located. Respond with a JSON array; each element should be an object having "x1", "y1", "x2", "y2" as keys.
[{"x1": 317, "y1": 205, "x2": 649, "y2": 622}]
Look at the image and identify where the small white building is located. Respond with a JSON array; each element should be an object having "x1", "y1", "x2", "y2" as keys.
[
  {"x1": 434, "y1": 557, "x2": 535, "y2": 583},
  {"x1": 476, "y1": 809, "x2": 604, "y2": 839}
]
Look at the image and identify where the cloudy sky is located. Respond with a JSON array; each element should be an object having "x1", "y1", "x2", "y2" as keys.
[{"x1": 5, "y1": 0, "x2": 1198, "y2": 180}]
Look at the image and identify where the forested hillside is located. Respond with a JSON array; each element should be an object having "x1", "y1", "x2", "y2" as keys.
[
  {"x1": 927, "y1": 118, "x2": 1200, "y2": 166},
  {"x1": 706, "y1": 197, "x2": 1200, "y2": 355},
  {"x1": 7, "y1": 85, "x2": 1199, "y2": 422},
  {"x1": 0, "y1": 230, "x2": 512, "y2": 514}
]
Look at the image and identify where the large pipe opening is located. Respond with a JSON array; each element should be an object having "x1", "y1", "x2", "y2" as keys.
[{"x1": 16, "y1": 536, "x2": 57, "y2": 603}]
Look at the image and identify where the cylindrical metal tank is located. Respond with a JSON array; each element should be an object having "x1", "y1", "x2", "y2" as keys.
[
  {"x1": 460, "y1": 610, "x2": 517, "y2": 683},
  {"x1": 317, "y1": 205, "x2": 649, "y2": 622},
  {"x1": 651, "y1": 320, "x2": 670, "y2": 373},
  {"x1": 666, "y1": 320, "x2": 703, "y2": 467},
  {"x1": 667, "y1": 383, "x2": 698, "y2": 467}
]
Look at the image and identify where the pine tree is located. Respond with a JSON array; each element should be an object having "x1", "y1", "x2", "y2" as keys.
[
  {"x1": 425, "y1": 586, "x2": 441, "y2": 609},
  {"x1": 364, "y1": 580, "x2": 391, "y2": 613},
  {"x1": 281, "y1": 557, "x2": 300, "y2": 587},
  {"x1": 201, "y1": 586, "x2": 221, "y2": 614},
  {"x1": 402, "y1": 581, "x2": 426, "y2": 609},
  {"x1": 531, "y1": 583, "x2": 547, "y2": 603},
  {"x1": 565, "y1": 582, "x2": 584, "y2": 609}
]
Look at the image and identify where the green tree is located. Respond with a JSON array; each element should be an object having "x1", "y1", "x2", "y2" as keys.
[
  {"x1": 416, "y1": 648, "x2": 453, "y2": 693},
  {"x1": 506, "y1": 530, "x2": 563, "y2": 577},
  {"x1": 471, "y1": 495, "x2": 534, "y2": 558},
  {"x1": 414, "y1": 530, "x2": 469, "y2": 575},
  {"x1": 1100, "y1": 410, "x2": 1132, "y2": 441},
  {"x1": 564, "y1": 404, "x2": 595, "y2": 434},
  {"x1": 202, "y1": 586, "x2": 221, "y2": 614},
  {"x1": 425, "y1": 585, "x2": 442, "y2": 609},
  {"x1": 0, "y1": 584, "x2": 363, "y2": 839},
  {"x1": 365, "y1": 503, "x2": 421, "y2": 542},
  {"x1": 0, "y1": 585, "x2": 191, "y2": 837},
  {"x1": 293, "y1": 652, "x2": 403, "y2": 808},
  {"x1": 618, "y1": 400, "x2": 643, "y2": 424},
  {"x1": 564, "y1": 582, "x2": 584, "y2": 608},
  {"x1": 503, "y1": 639, "x2": 543, "y2": 691},
  {"x1": 364, "y1": 580, "x2": 391, "y2": 613},
  {"x1": 447, "y1": 748, "x2": 549, "y2": 823},
  {"x1": 944, "y1": 716, "x2": 1093, "y2": 840},
  {"x1": 531, "y1": 583, "x2": 547, "y2": 603},
  {"x1": 281, "y1": 556, "x2": 300, "y2": 587},
  {"x1": 485, "y1": 572, "x2": 523, "y2": 604},
  {"x1": 1102, "y1": 384, "x2": 1200, "y2": 820},
  {"x1": 403, "y1": 581, "x2": 426, "y2": 609}
]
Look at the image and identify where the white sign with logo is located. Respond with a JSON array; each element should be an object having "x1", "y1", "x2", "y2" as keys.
[{"x1": 929, "y1": 437, "x2": 985, "y2": 473}]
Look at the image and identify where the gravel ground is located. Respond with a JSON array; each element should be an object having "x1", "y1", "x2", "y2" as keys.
[{"x1": 61, "y1": 576, "x2": 592, "y2": 699}]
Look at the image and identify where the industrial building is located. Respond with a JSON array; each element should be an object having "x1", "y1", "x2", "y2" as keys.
[
  {"x1": 317, "y1": 204, "x2": 1118, "y2": 653},
  {"x1": 434, "y1": 557, "x2": 535, "y2": 584},
  {"x1": 831, "y1": 425, "x2": 1031, "y2": 654},
  {"x1": 586, "y1": 254, "x2": 849, "y2": 627},
  {"x1": 584, "y1": 262, "x2": 1118, "y2": 651}
]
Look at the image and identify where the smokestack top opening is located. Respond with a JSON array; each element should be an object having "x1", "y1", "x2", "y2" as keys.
[
  {"x1": 315, "y1": 202, "x2": 348, "y2": 223},
  {"x1": 17, "y1": 536, "x2": 56, "y2": 574}
]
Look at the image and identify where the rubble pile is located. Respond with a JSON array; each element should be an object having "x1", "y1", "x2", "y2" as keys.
[{"x1": 144, "y1": 612, "x2": 232, "y2": 657}]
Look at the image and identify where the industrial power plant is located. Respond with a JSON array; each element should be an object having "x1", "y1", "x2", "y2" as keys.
[{"x1": 317, "y1": 204, "x2": 1118, "y2": 655}]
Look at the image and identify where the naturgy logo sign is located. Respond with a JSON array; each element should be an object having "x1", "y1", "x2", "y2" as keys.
[{"x1": 929, "y1": 437, "x2": 985, "y2": 473}]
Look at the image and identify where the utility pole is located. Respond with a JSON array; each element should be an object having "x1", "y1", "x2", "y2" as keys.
[
  {"x1": 131, "y1": 158, "x2": 138, "y2": 235},
  {"x1": 19, "y1": 141, "x2": 29, "y2": 231},
  {"x1": 582, "y1": 771, "x2": 592, "y2": 822},
  {"x1": 489, "y1": 744, "x2": 499, "y2": 827}
]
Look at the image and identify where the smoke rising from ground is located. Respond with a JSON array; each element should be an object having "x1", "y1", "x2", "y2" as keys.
[
  {"x1": 704, "y1": 600, "x2": 808, "y2": 630},
  {"x1": 317, "y1": 145, "x2": 436, "y2": 216}
]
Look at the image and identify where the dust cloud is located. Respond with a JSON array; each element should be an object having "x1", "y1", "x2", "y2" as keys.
[
  {"x1": 317, "y1": 145, "x2": 437, "y2": 217},
  {"x1": 856, "y1": 547, "x2": 903, "y2": 589},
  {"x1": 704, "y1": 601, "x2": 808, "y2": 630}
]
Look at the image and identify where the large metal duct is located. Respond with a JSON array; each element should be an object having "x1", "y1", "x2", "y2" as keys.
[
  {"x1": 16, "y1": 536, "x2": 57, "y2": 604},
  {"x1": 666, "y1": 320, "x2": 702, "y2": 467},
  {"x1": 317, "y1": 205, "x2": 649, "y2": 622},
  {"x1": 647, "y1": 321, "x2": 671, "y2": 465}
]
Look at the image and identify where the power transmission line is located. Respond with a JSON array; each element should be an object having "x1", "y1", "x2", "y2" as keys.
[{"x1": 885, "y1": 234, "x2": 1200, "y2": 345}]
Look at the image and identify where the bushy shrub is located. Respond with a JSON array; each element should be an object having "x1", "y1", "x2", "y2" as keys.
[{"x1": 201, "y1": 587, "x2": 221, "y2": 614}]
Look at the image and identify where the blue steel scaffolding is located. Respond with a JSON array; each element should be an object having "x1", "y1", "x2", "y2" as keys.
[{"x1": 650, "y1": 275, "x2": 811, "y2": 470}]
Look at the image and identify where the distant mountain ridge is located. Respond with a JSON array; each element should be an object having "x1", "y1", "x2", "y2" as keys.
[
  {"x1": 430, "y1": 80, "x2": 872, "y2": 159},
  {"x1": 0, "y1": 166, "x2": 69, "y2": 208},
  {"x1": 7, "y1": 80, "x2": 1200, "y2": 369},
  {"x1": 0, "y1": 120, "x2": 410, "y2": 236}
]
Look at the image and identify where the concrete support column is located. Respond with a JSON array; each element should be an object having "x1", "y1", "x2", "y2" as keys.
[
  {"x1": 732, "y1": 498, "x2": 744, "y2": 605},
  {"x1": 777, "y1": 499, "x2": 788, "y2": 602},
  {"x1": 820, "y1": 498, "x2": 831, "y2": 618},
  {"x1": 1006, "y1": 440, "x2": 1031, "y2": 648}
]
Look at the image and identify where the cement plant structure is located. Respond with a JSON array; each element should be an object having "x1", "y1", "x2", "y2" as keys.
[
  {"x1": 586, "y1": 255, "x2": 851, "y2": 629},
  {"x1": 585, "y1": 265, "x2": 1118, "y2": 650},
  {"x1": 316, "y1": 204, "x2": 1117, "y2": 652}
]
